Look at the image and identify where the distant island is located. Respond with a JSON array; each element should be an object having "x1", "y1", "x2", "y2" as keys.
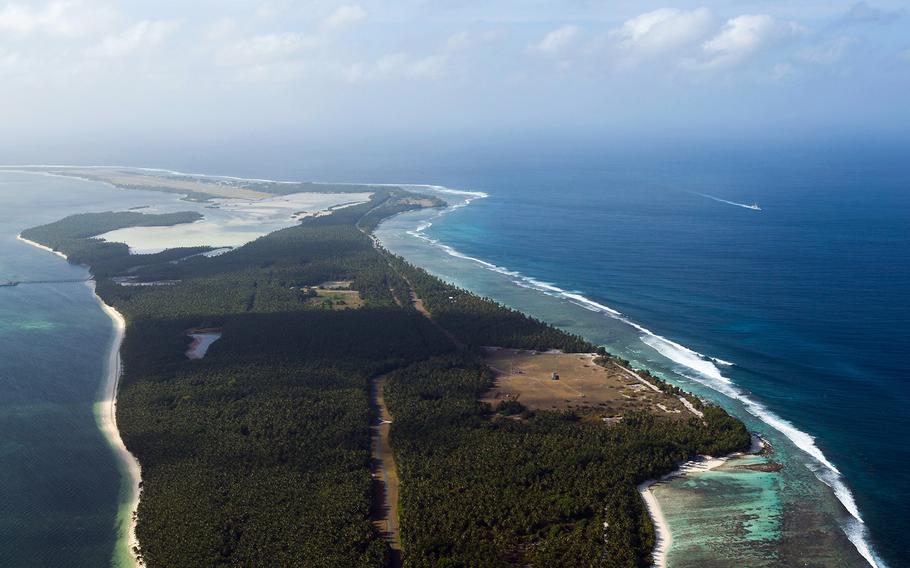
[{"x1": 20, "y1": 168, "x2": 749, "y2": 567}]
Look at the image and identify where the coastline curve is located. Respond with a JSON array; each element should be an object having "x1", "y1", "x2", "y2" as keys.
[
  {"x1": 17, "y1": 236, "x2": 143, "y2": 568},
  {"x1": 91, "y1": 284, "x2": 144, "y2": 568}
]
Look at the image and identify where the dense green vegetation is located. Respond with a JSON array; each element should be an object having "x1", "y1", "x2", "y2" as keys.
[{"x1": 24, "y1": 189, "x2": 749, "y2": 567}]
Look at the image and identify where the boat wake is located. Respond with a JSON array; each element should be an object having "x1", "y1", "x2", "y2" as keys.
[
  {"x1": 692, "y1": 192, "x2": 762, "y2": 211},
  {"x1": 400, "y1": 188, "x2": 884, "y2": 568}
]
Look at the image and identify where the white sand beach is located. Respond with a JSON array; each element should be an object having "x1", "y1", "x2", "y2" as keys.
[
  {"x1": 15, "y1": 234, "x2": 68, "y2": 260},
  {"x1": 91, "y1": 284, "x2": 144, "y2": 568},
  {"x1": 638, "y1": 481, "x2": 672, "y2": 568}
]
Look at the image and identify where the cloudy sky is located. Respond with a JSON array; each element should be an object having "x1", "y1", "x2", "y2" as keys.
[{"x1": 0, "y1": 1, "x2": 907, "y2": 166}]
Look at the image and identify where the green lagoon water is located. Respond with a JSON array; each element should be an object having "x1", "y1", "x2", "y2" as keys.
[
  {"x1": 652, "y1": 454, "x2": 785, "y2": 567},
  {"x1": 0, "y1": 172, "x2": 179, "y2": 566}
]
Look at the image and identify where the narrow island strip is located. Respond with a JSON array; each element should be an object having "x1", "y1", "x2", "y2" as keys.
[{"x1": 17, "y1": 236, "x2": 144, "y2": 568}]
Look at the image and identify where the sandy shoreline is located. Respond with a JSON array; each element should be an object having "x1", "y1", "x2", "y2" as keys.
[
  {"x1": 638, "y1": 456, "x2": 728, "y2": 568},
  {"x1": 17, "y1": 235, "x2": 143, "y2": 567},
  {"x1": 91, "y1": 284, "x2": 144, "y2": 568},
  {"x1": 15, "y1": 234, "x2": 68, "y2": 260},
  {"x1": 638, "y1": 481, "x2": 672, "y2": 568}
]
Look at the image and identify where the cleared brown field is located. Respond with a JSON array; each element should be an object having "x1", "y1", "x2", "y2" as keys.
[
  {"x1": 481, "y1": 347, "x2": 696, "y2": 420},
  {"x1": 310, "y1": 288, "x2": 363, "y2": 310}
]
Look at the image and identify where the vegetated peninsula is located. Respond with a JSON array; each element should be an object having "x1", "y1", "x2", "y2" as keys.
[{"x1": 22, "y1": 172, "x2": 749, "y2": 567}]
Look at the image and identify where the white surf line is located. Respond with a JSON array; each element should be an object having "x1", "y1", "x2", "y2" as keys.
[
  {"x1": 17, "y1": 236, "x2": 143, "y2": 568},
  {"x1": 393, "y1": 197, "x2": 886, "y2": 568},
  {"x1": 691, "y1": 191, "x2": 760, "y2": 210}
]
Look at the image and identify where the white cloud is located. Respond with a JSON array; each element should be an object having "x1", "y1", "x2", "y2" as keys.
[
  {"x1": 322, "y1": 5, "x2": 367, "y2": 31},
  {"x1": 0, "y1": 49, "x2": 23, "y2": 72},
  {"x1": 771, "y1": 62, "x2": 795, "y2": 80},
  {"x1": 532, "y1": 25, "x2": 580, "y2": 56},
  {"x1": 0, "y1": 0, "x2": 112, "y2": 38},
  {"x1": 216, "y1": 32, "x2": 318, "y2": 67},
  {"x1": 446, "y1": 30, "x2": 500, "y2": 52},
  {"x1": 203, "y1": 18, "x2": 236, "y2": 42},
  {"x1": 695, "y1": 14, "x2": 804, "y2": 69},
  {"x1": 799, "y1": 36, "x2": 855, "y2": 65},
  {"x1": 343, "y1": 52, "x2": 447, "y2": 82},
  {"x1": 446, "y1": 31, "x2": 473, "y2": 51},
  {"x1": 407, "y1": 54, "x2": 446, "y2": 77},
  {"x1": 703, "y1": 15, "x2": 774, "y2": 58},
  {"x1": 611, "y1": 8, "x2": 713, "y2": 57},
  {"x1": 841, "y1": 1, "x2": 902, "y2": 25},
  {"x1": 87, "y1": 20, "x2": 181, "y2": 58},
  {"x1": 255, "y1": 1, "x2": 284, "y2": 21}
]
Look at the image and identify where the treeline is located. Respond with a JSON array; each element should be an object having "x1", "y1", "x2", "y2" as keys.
[
  {"x1": 23, "y1": 188, "x2": 750, "y2": 567},
  {"x1": 117, "y1": 307, "x2": 452, "y2": 566}
]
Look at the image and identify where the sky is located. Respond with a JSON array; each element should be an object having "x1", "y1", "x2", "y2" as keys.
[{"x1": 0, "y1": 1, "x2": 908, "y2": 168}]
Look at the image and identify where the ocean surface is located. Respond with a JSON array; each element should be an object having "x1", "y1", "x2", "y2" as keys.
[
  {"x1": 0, "y1": 172, "x2": 193, "y2": 566},
  {"x1": 369, "y1": 149, "x2": 908, "y2": 567}
]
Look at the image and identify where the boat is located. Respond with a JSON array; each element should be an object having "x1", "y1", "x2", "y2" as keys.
[
  {"x1": 0, "y1": 281, "x2": 19, "y2": 287},
  {"x1": 745, "y1": 203, "x2": 762, "y2": 211}
]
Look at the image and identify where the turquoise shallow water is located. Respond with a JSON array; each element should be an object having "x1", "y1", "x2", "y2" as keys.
[{"x1": 653, "y1": 454, "x2": 784, "y2": 567}]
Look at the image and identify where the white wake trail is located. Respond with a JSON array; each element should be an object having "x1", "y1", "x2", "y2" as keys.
[{"x1": 692, "y1": 192, "x2": 761, "y2": 211}]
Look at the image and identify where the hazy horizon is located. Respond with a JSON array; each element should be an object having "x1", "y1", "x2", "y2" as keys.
[{"x1": 0, "y1": 0, "x2": 908, "y2": 167}]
